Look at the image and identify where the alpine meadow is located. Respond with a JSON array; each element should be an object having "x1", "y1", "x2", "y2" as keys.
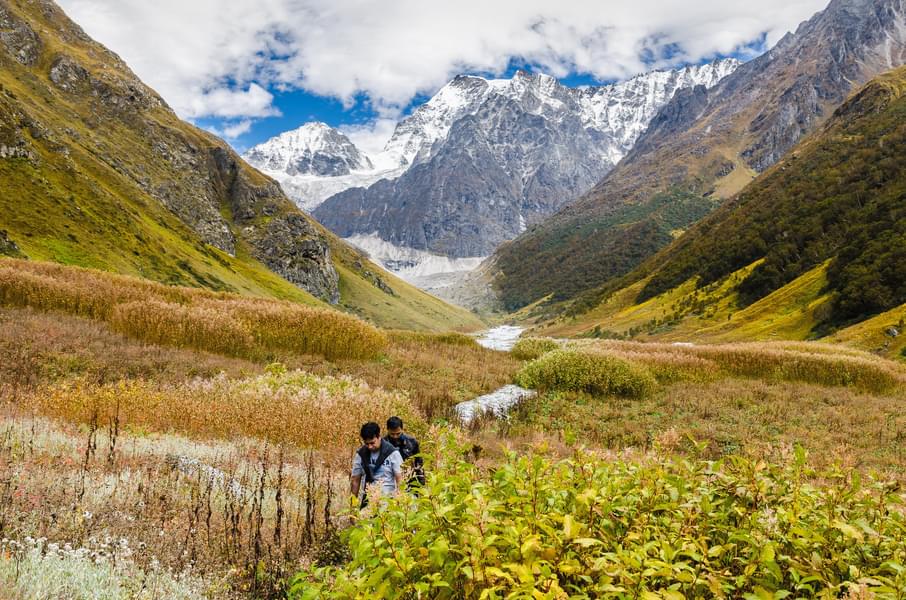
[{"x1": 1, "y1": 0, "x2": 906, "y2": 598}]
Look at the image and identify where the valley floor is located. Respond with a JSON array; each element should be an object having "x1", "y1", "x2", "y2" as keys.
[{"x1": 2, "y1": 263, "x2": 905, "y2": 598}]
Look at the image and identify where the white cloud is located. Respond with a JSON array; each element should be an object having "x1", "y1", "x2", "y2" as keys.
[
  {"x1": 57, "y1": 0, "x2": 829, "y2": 121},
  {"x1": 223, "y1": 119, "x2": 254, "y2": 138},
  {"x1": 339, "y1": 118, "x2": 399, "y2": 157}
]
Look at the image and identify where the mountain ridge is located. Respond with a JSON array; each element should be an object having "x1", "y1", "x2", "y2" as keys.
[
  {"x1": 535, "y1": 64, "x2": 906, "y2": 356},
  {"x1": 490, "y1": 0, "x2": 906, "y2": 310},
  {"x1": 307, "y1": 60, "x2": 738, "y2": 260},
  {"x1": 0, "y1": 0, "x2": 482, "y2": 332}
]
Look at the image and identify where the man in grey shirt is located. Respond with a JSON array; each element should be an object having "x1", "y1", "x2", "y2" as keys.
[{"x1": 350, "y1": 422, "x2": 403, "y2": 508}]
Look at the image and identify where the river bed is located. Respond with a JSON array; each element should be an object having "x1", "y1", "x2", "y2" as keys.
[{"x1": 475, "y1": 325, "x2": 524, "y2": 351}]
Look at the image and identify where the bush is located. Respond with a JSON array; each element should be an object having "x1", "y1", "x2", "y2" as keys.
[
  {"x1": 510, "y1": 337, "x2": 559, "y2": 360},
  {"x1": 291, "y1": 438, "x2": 906, "y2": 599},
  {"x1": 515, "y1": 350, "x2": 656, "y2": 398}
]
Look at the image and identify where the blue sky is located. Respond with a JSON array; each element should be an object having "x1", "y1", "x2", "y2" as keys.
[
  {"x1": 204, "y1": 38, "x2": 771, "y2": 155},
  {"x1": 58, "y1": 0, "x2": 825, "y2": 155}
]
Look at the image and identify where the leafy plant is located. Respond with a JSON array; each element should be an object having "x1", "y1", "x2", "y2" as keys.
[
  {"x1": 291, "y1": 436, "x2": 906, "y2": 599},
  {"x1": 511, "y1": 337, "x2": 559, "y2": 360},
  {"x1": 515, "y1": 349, "x2": 656, "y2": 398}
]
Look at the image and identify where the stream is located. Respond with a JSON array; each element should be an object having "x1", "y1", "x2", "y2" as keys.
[
  {"x1": 474, "y1": 325, "x2": 524, "y2": 351},
  {"x1": 456, "y1": 326, "x2": 535, "y2": 424}
]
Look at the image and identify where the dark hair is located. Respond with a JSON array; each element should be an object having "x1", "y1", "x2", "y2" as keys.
[
  {"x1": 360, "y1": 422, "x2": 380, "y2": 440},
  {"x1": 386, "y1": 416, "x2": 404, "y2": 430}
]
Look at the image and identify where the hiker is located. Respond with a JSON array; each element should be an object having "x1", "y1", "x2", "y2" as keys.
[
  {"x1": 385, "y1": 416, "x2": 425, "y2": 489},
  {"x1": 350, "y1": 422, "x2": 403, "y2": 508}
]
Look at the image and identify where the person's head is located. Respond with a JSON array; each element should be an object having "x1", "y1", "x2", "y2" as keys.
[
  {"x1": 386, "y1": 416, "x2": 404, "y2": 441},
  {"x1": 360, "y1": 422, "x2": 381, "y2": 451}
]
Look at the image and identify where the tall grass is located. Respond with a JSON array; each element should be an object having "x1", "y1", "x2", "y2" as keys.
[
  {"x1": 515, "y1": 350, "x2": 656, "y2": 398},
  {"x1": 26, "y1": 369, "x2": 424, "y2": 459},
  {"x1": 570, "y1": 339, "x2": 906, "y2": 393},
  {"x1": 0, "y1": 414, "x2": 356, "y2": 598},
  {"x1": 0, "y1": 258, "x2": 386, "y2": 360}
]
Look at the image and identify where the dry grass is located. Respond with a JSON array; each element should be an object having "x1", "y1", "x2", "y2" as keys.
[
  {"x1": 505, "y1": 378, "x2": 906, "y2": 479},
  {"x1": 305, "y1": 336, "x2": 521, "y2": 419},
  {"x1": 0, "y1": 305, "x2": 520, "y2": 421},
  {"x1": 22, "y1": 369, "x2": 424, "y2": 462},
  {"x1": 0, "y1": 414, "x2": 354, "y2": 598},
  {"x1": 0, "y1": 307, "x2": 264, "y2": 400},
  {"x1": 3, "y1": 363, "x2": 429, "y2": 597},
  {"x1": 0, "y1": 258, "x2": 386, "y2": 360},
  {"x1": 569, "y1": 339, "x2": 906, "y2": 393}
]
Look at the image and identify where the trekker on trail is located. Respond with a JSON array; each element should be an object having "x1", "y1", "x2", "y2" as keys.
[
  {"x1": 350, "y1": 422, "x2": 403, "y2": 508},
  {"x1": 385, "y1": 416, "x2": 425, "y2": 489}
]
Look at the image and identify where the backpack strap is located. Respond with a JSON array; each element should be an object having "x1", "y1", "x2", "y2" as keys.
[
  {"x1": 359, "y1": 439, "x2": 397, "y2": 484},
  {"x1": 358, "y1": 445, "x2": 375, "y2": 483}
]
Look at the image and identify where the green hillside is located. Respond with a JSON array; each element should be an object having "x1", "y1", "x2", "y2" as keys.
[
  {"x1": 0, "y1": 0, "x2": 481, "y2": 332},
  {"x1": 534, "y1": 67, "x2": 906, "y2": 357},
  {"x1": 489, "y1": 0, "x2": 906, "y2": 311},
  {"x1": 635, "y1": 67, "x2": 906, "y2": 328}
]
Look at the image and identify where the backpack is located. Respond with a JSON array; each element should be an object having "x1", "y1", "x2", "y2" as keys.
[{"x1": 357, "y1": 439, "x2": 397, "y2": 484}]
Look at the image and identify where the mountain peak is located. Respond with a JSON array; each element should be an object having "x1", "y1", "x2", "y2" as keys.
[{"x1": 244, "y1": 121, "x2": 372, "y2": 178}]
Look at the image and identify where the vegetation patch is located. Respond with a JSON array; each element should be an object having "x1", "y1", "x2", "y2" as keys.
[
  {"x1": 26, "y1": 368, "x2": 423, "y2": 455},
  {"x1": 571, "y1": 340, "x2": 906, "y2": 394},
  {"x1": 510, "y1": 337, "x2": 560, "y2": 360},
  {"x1": 515, "y1": 349, "x2": 656, "y2": 398},
  {"x1": 292, "y1": 436, "x2": 906, "y2": 599},
  {"x1": 0, "y1": 258, "x2": 387, "y2": 360}
]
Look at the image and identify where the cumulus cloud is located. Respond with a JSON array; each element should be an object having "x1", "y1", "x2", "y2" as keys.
[{"x1": 57, "y1": 0, "x2": 829, "y2": 121}]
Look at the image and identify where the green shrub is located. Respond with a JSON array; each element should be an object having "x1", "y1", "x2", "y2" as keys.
[
  {"x1": 510, "y1": 337, "x2": 559, "y2": 360},
  {"x1": 291, "y1": 437, "x2": 906, "y2": 599},
  {"x1": 515, "y1": 349, "x2": 656, "y2": 398}
]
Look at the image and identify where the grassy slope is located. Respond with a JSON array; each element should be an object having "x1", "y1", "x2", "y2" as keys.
[
  {"x1": 536, "y1": 68, "x2": 906, "y2": 357},
  {"x1": 490, "y1": 2, "x2": 905, "y2": 311},
  {"x1": 0, "y1": 0, "x2": 480, "y2": 332},
  {"x1": 539, "y1": 258, "x2": 906, "y2": 361}
]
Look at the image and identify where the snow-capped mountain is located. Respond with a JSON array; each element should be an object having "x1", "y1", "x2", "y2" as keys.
[
  {"x1": 314, "y1": 59, "x2": 740, "y2": 258},
  {"x1": 243, "y1": 122, "x2": 395, "y2": 211},
  {"x1": 244, "y1": 59, "x2": 739, "y2": 283},
  {"x1": 379, "y1": 58, "x2": 740, "y2": 175}
]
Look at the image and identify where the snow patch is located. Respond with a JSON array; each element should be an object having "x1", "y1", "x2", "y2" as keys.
[{"x1": 345, "y1": 233, "x2": 485, "y2": 284}]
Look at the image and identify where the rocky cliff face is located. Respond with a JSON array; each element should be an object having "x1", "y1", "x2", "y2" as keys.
[
  {"x1": 490, "y1": 0, "x2": 906, "y2": 310},
  {"x1": 309, "y1": 61, "x2": 738, "y2": 258},
  {"x1": 0, "y1": 0, "x2": 340, "y2": 303}
]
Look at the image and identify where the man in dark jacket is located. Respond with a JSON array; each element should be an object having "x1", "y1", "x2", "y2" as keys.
[
  {"x1": 385, "y1": 416, "x2": 425, "y2": 489},
  {"x1": 351, "y1": 422, "x2": 403, "y2": 508}
]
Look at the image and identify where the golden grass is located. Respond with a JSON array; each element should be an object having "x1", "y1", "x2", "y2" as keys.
[
  {"x1": 0, "y1": 304, "x2": 520, "y2": 421},
  {"x1": 24, "y1": 369, "x2": 424, "y2": 463},
  {"x1": 316, "y1": 336, "x2": 521, "y2": 419},
  {"x1": 570, "y1": 339, "x2": 906, "y2": 394},
  {"x1": 0, "y1": 306, "x2": 262, "y2": 397},
  {"x1": 0, "y1": 258, "x2": 387, "y2": 360}
]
